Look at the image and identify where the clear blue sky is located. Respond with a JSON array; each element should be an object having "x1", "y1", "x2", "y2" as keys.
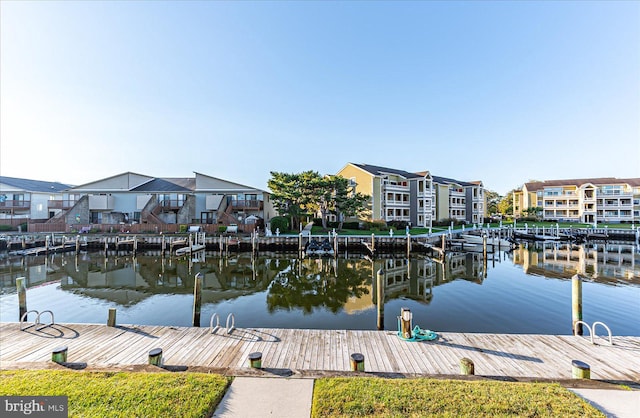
[{"x1": 1, "y1": 1, "x2": 638, "y2": 195}]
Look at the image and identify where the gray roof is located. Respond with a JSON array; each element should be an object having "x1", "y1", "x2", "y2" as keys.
[
  {"x1": 0, "y1": 176, "x2": 71, "y2": 192},
  {"x1": 131, "y1": 178, "x2": 195, "y2": 192},
  {"x1": 432, "y1": 175, "x2": 475, "y2": 187},
  {"x1": 352, "y1": 163, "x2": 423, "y2": 179}
]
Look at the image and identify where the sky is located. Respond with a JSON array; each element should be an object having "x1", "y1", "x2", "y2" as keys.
[{"x1": 1, "y1": 1, "x2": 639, "y2": 196}]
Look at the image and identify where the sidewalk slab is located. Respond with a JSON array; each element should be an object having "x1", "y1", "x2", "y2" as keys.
[
  {"x1": 570, "y1": 388, "x2": 640, "y2": 418},
  {"x1": 213, "y1": 377, "x2": 314, "y2": 418}
]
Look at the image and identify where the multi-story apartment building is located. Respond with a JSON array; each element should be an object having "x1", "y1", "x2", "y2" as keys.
[
  {"x1": 0, "y1": 176, "x2": 71, "y2": 227},
  {"x1": 431, "y1": 176, "x2": 485, "y2": 224},
  {"x1": 336, "y1": 163, "x2": 485, "y2": 227},
  {"x1": 512, "y1": 178, "x2": 640, "y2": 224}
]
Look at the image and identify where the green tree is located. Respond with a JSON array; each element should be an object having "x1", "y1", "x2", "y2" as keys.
[
  {"x1": 267, "y1": 171, "x2": 310, "y2": 231},
  {"x1": 485, "y1": 190, "x2": 501, "y2": 215},
  {"x1": 315, "y1": 175, "x2": 369, "y2": 230},
  {"x1": 497, "y1": 192, "x2": 514, "y2": 216},
  {"x1": 268, "y1": 171, "x2": 369, "y2": 231}
]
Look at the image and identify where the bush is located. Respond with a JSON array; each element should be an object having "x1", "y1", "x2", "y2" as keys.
[
  {"x1": 179, "y1": 224, "x2": 188, "y2": 233},
  {"x1": 342, "y1": 221, "x2": 360, "y2": 230},
  {"x1": 270, "y1": 216, "x2": 290, "y2": 233},
  {"x1": 218, "y1": 226, "x2": 227, "y2": 233},
  {"x1": 363, "y1": 219, "x2": 388, "y2": 231},
  {"x1": 388, "y1": 220, "x2": 410, "y2": 230},
  {"x1": 0, "y1": 225, "x2": 13, "y2": 231}
]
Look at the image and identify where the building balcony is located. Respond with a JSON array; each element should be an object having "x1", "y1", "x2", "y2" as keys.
[
  {"x1": 48, "y1": 200, "x2": 76, "y2": 210},
  {"x1": 384, "y1": 200, "x2": 410, "y2": 207},
  {"x1": 89, "y1": 195, "x2": 115, "y2": 211},
  {"x1": 0, "y1": 200, "x2": 31, "y2": 210},
  {"x1": 383, "y1": 184, "x2": 409, "y2": 192},
  {"x1": 231, "y1": 199, "x2": 263, "y2": 211}
]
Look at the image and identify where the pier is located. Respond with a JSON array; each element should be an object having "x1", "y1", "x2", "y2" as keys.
[{"x1": 1, "y1": 322, "x2": 638, "y2": 382}]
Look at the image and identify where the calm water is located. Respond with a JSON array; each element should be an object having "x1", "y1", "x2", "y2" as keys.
[{"x1": 1, "y1": 243, "x2": 639, "y2": 335}]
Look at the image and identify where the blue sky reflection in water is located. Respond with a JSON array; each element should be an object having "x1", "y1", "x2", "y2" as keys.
[{"x1": 1, "y1": 243, "x2": 638, "y2": 336}]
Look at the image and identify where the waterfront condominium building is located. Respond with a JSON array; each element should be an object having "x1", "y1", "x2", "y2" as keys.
[
  {"x1": 336, "y1": 163, "x2": 485, "y2": 227},
  {"x1": 512, "y1": 178, "x2": 640, "y2": 224}
]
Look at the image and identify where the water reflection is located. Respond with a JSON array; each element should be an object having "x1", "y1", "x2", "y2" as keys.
[
  {"x1": 513, "y1": 242, "x2": 639, "y2": 283},
  {"x1": 0, "y1": 243, "x2": 638, "y2": 334}
]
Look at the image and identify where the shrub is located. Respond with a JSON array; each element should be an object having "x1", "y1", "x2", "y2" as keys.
[
  {"x1": 388, "y1": 220, "x2": 410, "y2": 230},
  {"x1": 0, "y1": 225, "x2": 13, "y2": 231},
  {"x1": 218, "y1": 226, "x2": 227, "y2": 233},
  {"x1": 270, "y1": 216, "x2": 290, "y2": 233},
  {"x1": 179, "y1": 225, "x2": 188, "y2": 233},
  {"x1": 341, "y1": 221, "x2": 360, "y2": 230}
]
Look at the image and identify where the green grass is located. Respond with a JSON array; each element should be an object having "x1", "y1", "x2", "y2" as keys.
[
  {"x1": 312, "y1": 377, "x2": 604, "y2": 417},
  {"x1": 0, "y1": 370, "x2": 230, "y2": 418}
]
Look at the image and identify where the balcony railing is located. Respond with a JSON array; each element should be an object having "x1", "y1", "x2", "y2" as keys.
[
  {"x1": 231, "y1": 200, "x2": 263, "y2": 210},
  {"x1": 48, "y1": 200, "x2": 76, "y2": 209},
  {"x1": 0, "y1": 200, "x2": 30, "y2": 209}
]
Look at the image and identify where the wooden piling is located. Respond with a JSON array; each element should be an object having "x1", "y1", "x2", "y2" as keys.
[
  {"x1": 148, "y1": 348, "x2": 163, "y2": 366},
  {"x1": 248, "y1": 352, "x2": 262, "y2": 368},
  {"x1": 376, "y1": 269, "x2": 385, "y2": 330},
  {"x1": 107, "y1": 308, "x2": 117, "y2": 327},
  {"x1": 16, "y1": 277, "x2": 27, "y2": 320},
  {"x1": 571, "y1": 360, "x2": 590, "y2": 379},
  {"x1": 572, "y1": 275, "x2": 583, "y2": 335},
  {"x1": 350, "y1": 353, "x2": 365, "y2": 371},
  {"x1": 52, "y1": 346, "x2": 68, "y2": 364},
  {"x1": 193, "y1": 273, "x2": 203, "y2": 327},
  {"x1": 460, "y1": 358, "x2": 474, "y2": 375}
]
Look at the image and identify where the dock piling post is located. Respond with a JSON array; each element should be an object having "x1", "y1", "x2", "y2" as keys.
[
  {"x1": 572, "y1": 275, "x2": 583, "y2": 335},
  {"x1": 248, "y1": 352, "x2": 262, "y2": 368},
  {"x1": 107, "y1": 308, "x2": 117, "y2": 327},
  {"x1": 193, "y1": 273, "x2": 203, "y2": 327},
  {"x1": 571, "y1": 360, "x2": 590, "y2": 379},
  {"x1": 52, "y1": 346, "x2": 68, "y2": 364},
  {"x1": 16, "y1": 277, "x2": 27, "y2": 320},
  {"x1": 376, "y1": 269, "x2": 385, "y2": 330},
  {"x1": 460, "y1": 358, "x2": 474, "y2": 375},
  {"x1": 350, "y1": 353, "x2": 365, "y2": 371},
  {"x1": 148, "y1": 348, "x2": 163, "y2": 366}
]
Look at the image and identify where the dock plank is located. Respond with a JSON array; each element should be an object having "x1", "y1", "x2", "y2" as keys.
[{"x1": 1, "y1": 323, "x2": 638, "y2": 383}]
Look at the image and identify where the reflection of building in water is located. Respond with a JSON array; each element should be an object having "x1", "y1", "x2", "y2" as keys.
[{"x1": 513, "y1": 243, "x2": 639, "y2": 281}]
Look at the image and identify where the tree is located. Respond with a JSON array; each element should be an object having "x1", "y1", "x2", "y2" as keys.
[
  {"x1": 268, "y1": 171, "x2": 369, "y2": 231},
  {"x1": 267, "y1": 171, "x2": 311, "y2": 231},
  {"x1": 497, "y1": 191, "x2": 514, "y2": 216},
  {"x1": 484, "y1": 190, "x2": 501, "y2": 215},
  {"x1": 317, "y1": 175, "x2": 369, "y2": 230}
]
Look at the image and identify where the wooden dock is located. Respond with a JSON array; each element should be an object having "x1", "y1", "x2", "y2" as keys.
[{"x1": 1, "y1": 322, "x2": 638, "y2": 382}]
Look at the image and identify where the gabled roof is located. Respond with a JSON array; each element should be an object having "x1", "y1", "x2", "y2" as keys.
[
  {"x1": 131, "y1": 178, "x2": 195, "y2": 192},
  {"x1": 0, "y1": 176, "x2": 71, "y2": 193},
  {"x1": 350, "y1": 163, "x2": 423, "y2": 179},
  {"x1": 431, "y1": 175, "x2": 475, "y2": 187},
  {"x1": 524, "y1": 177, "x2": 640, "y2": 190}
]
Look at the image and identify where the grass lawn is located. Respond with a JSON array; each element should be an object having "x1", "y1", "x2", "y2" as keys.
[
  {"x1": 0, "y1": 370, "x2": 230, "y2": 418},
  {"x1": 312, "y1": 377, "x2": 604, "y2": 417}
]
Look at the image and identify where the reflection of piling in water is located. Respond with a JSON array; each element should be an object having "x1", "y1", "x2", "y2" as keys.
[{"x1": 572, "y1": 274, "x2": 583, "y2": 335}]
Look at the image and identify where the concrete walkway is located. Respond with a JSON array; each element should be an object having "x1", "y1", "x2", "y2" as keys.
[
  {"x1": 213, "y1": 377, "x2": 314, "y2": 418},
  {"x1": 213, "y1": 378, "x2": 640, "y2": 418},
  {"x1": 570, "y1": 388, "x2": 640, "y2": 418}
]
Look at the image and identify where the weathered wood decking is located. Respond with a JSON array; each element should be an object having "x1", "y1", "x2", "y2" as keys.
[{"x1": 1, "y1": 322, "x2": 638, "y2": 382}]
